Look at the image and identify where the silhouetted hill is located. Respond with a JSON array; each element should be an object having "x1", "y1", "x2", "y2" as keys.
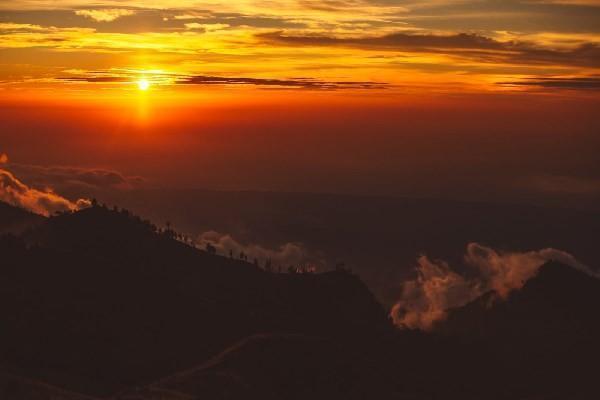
[
  {"x1": 0, "y1": 370, "x2": 95, "y2": 400},
  {"x1": 0, "y1": 205, "x2": 390, "y2": 396},
  {"x1": 0, "y1": 201, "x2": 44, "y2": 234},
  {"x1": 2, "y1": 202, "x2": 599, "y2": 399},
  {"x1": 439, "y1": 262, "x2": 600, "y2": 338},
  {"x1": 436, "y1": 262, "x2": 600, "y2": 398},
  {"x1": 116, "y1": 334, "x2": 377, "y2": 400}
]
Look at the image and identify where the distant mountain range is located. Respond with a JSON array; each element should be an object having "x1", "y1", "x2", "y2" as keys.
[{"x1": 1, "y1": 200, "x2": 599, "y2": 399}]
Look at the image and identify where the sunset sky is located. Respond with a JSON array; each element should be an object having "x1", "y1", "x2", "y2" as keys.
[
  {"x1": 1, "y1": 0, "x2": 600, "y2": 93},
  {"x1": 1, "y1": 1, "x2": 599, "y2": 209}
]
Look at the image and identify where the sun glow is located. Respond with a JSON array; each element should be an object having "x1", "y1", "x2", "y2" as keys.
[{"x1": 137, "y1": 78, "x2": 150, "y2": 91}]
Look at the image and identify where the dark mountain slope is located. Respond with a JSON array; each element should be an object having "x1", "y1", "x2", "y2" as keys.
[
  {"x1": 0, "y1": 205, "x2": 390, "y2": 397},
  {"x1": 121, "y1": 331, "x2": 517, "y2": 400},
  {"x1": 439, "y1": 262, "x2": 600, "y2": 340},
  {"x1": 3, "y1": 201, "x2": 599, "y2": 399},
  {"x1": 0, "y1": 200, "x2": 44, "y2": 234},
  {"x1": 116, "y1": 334, "x2": 367, "y2": 400},
  {"x1": 0, "y1": 370, "x2": 96, "y2": 400},
  {"x1": 436, "y1": 262, "x2": 600, "y2": 398}
]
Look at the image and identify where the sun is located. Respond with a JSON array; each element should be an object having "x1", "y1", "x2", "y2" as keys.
[{"x1": 137, "y1": 78, "x2": 150, "y2": 91}]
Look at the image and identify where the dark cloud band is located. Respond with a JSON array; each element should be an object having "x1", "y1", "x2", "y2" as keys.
[
  {"x1": 57, "y1": 72, "x2": 387, "y2": 90},
  {"x1": 499, "y1": 76, "x2": 600, "y2": 90},
  {"x1": 258, "y1": 31, "x2": 600, "y2": 68}
]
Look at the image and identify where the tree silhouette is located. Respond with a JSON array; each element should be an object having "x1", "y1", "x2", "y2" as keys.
[{"x1": 205, "y1": 242, "x2": 217, "y2": 255}]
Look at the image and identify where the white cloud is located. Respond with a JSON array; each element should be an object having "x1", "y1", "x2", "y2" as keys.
[
  {"x1": 390, "y1": 243, "x2": 594, "y2": 331},
  {"x1": 0, "y1": 159, "x2": 90, "y2": 216},
  {"x1": 75, "y1": 9, "x2": 135, "y2": 22},
  {"x1": 197, "y1": 230, "x2": 320, "y2": 271},
  {"x1": 184, "y1": 23, "x2": 230, "y2": 31}
]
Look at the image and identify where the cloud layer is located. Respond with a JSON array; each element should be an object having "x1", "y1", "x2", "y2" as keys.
[
  {"x1": 1, "y1": 1, "x2": 600, "y2": 93},
  {"x1": 75, "y1": 8, "x2": 135, "y2": 22},
  {"x1": 500, "y1": 76, "x2": 600, "y2": 90},
  {"x1": 56, "y1": 70, "x2": 386, "y2": 90},
  {"x1": 258, "y1": 31, "x2": 600, "y2": 68},
  {"x1": 391, "y1": 243, "x2": 596, "y2": 330},
  {"x1": 8, "y1": 163, "x2": 145, "y2": 192},
  {"x1": 198, "y1": 231, "x2": 322, "y2": 271},
  {"x1": 0, "y1": 167, "x2": 90, "y2": 216}
]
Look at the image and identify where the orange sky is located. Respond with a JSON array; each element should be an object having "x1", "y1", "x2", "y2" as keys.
[
  {"x1": 1, "y1": 1, "x2": 599, "y2": 208},
  {"x1": 1, "y1": 0, "x2": 600, "y2": 97},
  {"x1": 1, "y1": 89, "x2": 598, "y2": 207}
]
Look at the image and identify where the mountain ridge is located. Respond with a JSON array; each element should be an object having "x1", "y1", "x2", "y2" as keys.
[
  {"x1": 1, "y1": 200, "x2": 599, "y2": 399},
  {"x1": 0, "y1": 201, "x2": 390, "y2": 396},
  {"x1": 0, "y1": 200, "x2": 44, "y2": 234}
]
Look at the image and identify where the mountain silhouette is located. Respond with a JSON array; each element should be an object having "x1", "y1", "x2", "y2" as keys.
[
  {"x1": 436, "y1": 262, "x2": 600, "y2": 398},
  {"x1": 0, "y1": 202, "x2": 389, "y2": 397},
  {"x1": 1, "y1": 200, "x2": 599, "y2": 399},
  {"x1": 0, "y1": 201, "x2": 44, "y2": 234}
]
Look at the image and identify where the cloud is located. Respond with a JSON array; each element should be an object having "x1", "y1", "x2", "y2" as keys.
[
  {"x1": 0, "y1": 166, "x2": 90, "y2": 217},
  {"x1": 0, "y1": 23, "x2": 52, "y2": 32},
  {"x1": 259, "y1": 30, "x2": 504, "y2": 50},
  {"x1": 298, "y1": 0, "x2": 409, "y2": 13},
  {"x1": 56, "y1": 70, "x2": 386, "y2": 90},
  {"x1": 7, "y1": 163, "x2": 145, "y2": 193},
  {"x1": 75, "y1": 9, "x2": 135, "y2": 23},
  {"x1": 0, "y1": 159, "x2": 142, "y2": 215},
  {"x1": 390, "y1": 243, "x2": 595, "y2": 331},
  {"x1": 0, "y1": 22, "x2": 96, "y2": 49},
  {"x1": 0, "y1": 153, "x2": 7, "y2": 164},
  {"x1": 500, "y1": 76, "x2": 600, "y2": 90},
  {"x1": 538, "y1": 0, "x2": 600, "y2": 4},
  {"x1": 198, "y1": 231, "x2": 322, "y2": 271},
  {"x1": 178, "y1": 75, "x2": 386, "y2": 90},
  {"x1": 2, "y1": 2, "x2": 599, "y2": 93},
  {"x1": 511, "y1": 43, "x2": 600, "y2": 68},
  {"x1": 184, "y1": 23, "x2": 230, "y2": 32},
  {"x1": 258, "y1": 31, "x2": 600, "y2": 67}
]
